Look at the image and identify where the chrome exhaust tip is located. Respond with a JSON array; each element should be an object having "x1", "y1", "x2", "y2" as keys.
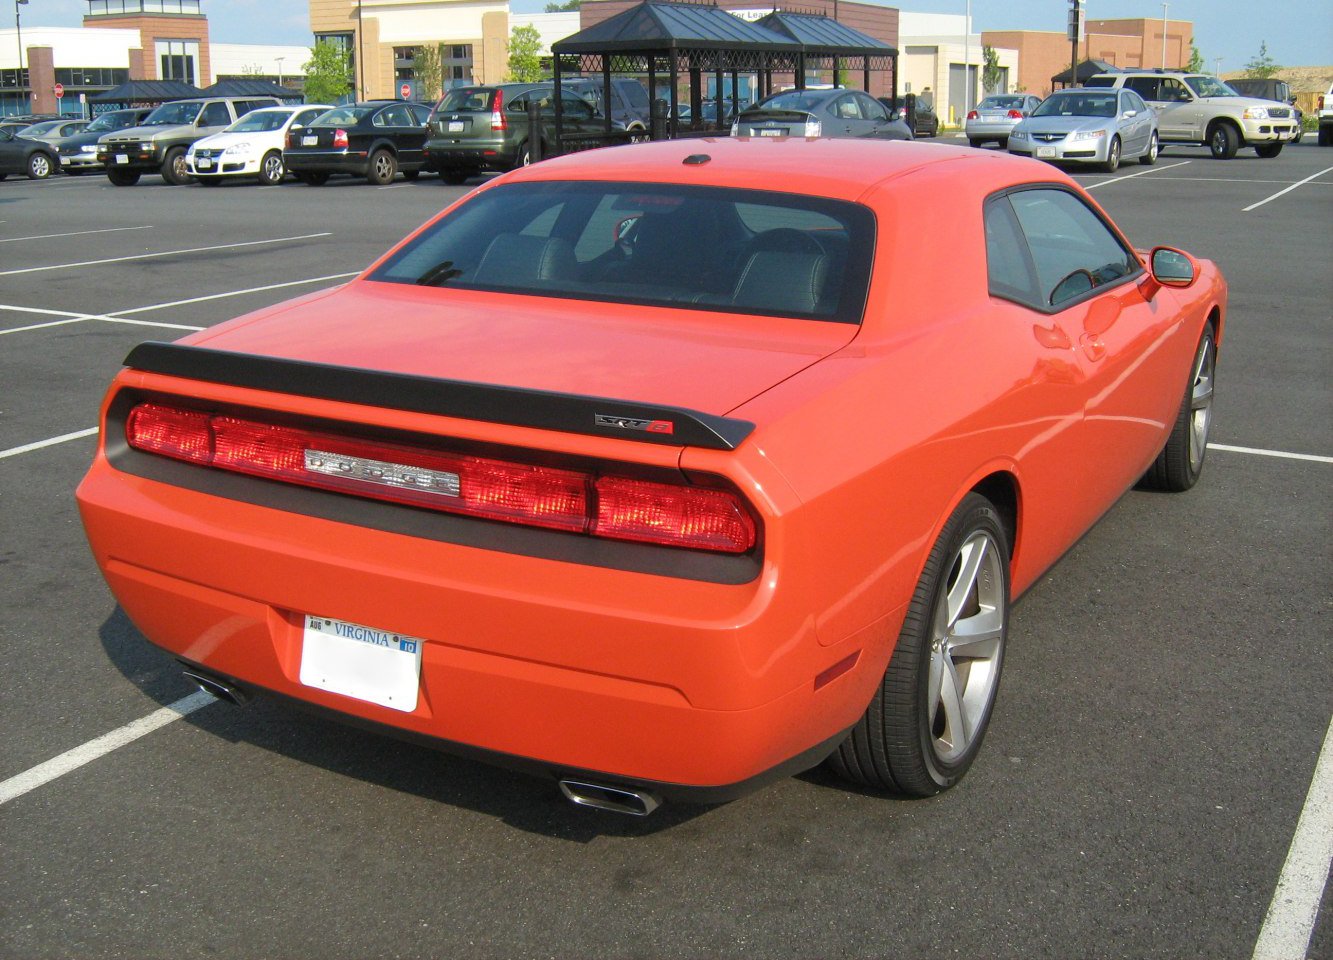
[
  {"x1": 182, "y1": 669, "x2": 250, "y2": 706},
  {"x1": 558, "y1": 779, "x2": 662, "y2": 816}
]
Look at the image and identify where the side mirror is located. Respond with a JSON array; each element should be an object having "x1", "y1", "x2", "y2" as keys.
[
  {"x1": 1140, "y1": 245, "x2": 1199, "y2": 300},
  {"x1": 1122, "y1": 109, "x2": 1137, "y2": 118}
]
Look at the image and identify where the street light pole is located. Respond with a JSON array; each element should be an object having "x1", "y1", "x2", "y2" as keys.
[
  {"x1": 275, "y1": 56, "x2": 285, "y2": 88},
  {"x1": 356, "y1": 0, "x2": 365, "y2": 101},
  {"x1": 1160, "y1": 2, "x2": 1169, "y2": 68},
  {"x1": 15, "y1": 0, "x2": 28, "y2": 90},
  {"x1": 963, "y1": 0, "x2": 971, "y2": 115}
]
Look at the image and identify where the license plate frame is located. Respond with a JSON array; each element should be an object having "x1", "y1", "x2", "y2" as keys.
[
  {"x1": 299, "y1": 615, "x2": 424, "y2": 712},
  {"x1": 196, "y1": 157, "x2": 213, "y2": 169},
  {"x1": 759, "y1": 128, "x2": 784, "y2": 137},
  {"x1": 1036, "y1": 146, "x2": 1056, "y2": 159},
  {"x1": 302, "y1": 135, "x2": 318, "y2": 146},
  {"x1": 447, "y1": 120, "x2": 465, "y2": 132},
  {"x1": 115, "y1": 154, "x2": 129, "y2": 164}
]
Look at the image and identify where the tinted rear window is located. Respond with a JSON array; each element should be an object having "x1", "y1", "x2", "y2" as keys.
[
  {"x1": 371, "y1": 181, "x2": 875, "y2": 324},
  {"x1": 312, "y1": 106, "x2": 375, "y2": 126},
  {"x1": 437, "y1": 88, "x2": 496, "y2": 113}
]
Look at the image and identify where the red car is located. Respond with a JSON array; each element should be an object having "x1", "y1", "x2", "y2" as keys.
[{"x1": 77, "y1": 138, "x2": 1225, "y2": 815}]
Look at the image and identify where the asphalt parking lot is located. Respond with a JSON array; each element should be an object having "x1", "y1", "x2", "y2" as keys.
[{"x1": 2, "y1": 142, "x2": 1330, "y2": 960}]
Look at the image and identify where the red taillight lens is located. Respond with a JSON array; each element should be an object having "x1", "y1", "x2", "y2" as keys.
[
  {"x1": 333, "y1": 128, "x2": 349, "y2": 149},
  {"x1": 1320, "y1": 95, "x2": 1326, "y2": 110},
  {"x1": 1007, "y1": 109, "x2": 1023, "y2": 119},
  {"x1": 123, "y1": 402, "x2": 756, "y2": 553},
  {"x1": 966, "y1": 110, "x2": 979, "y2": 120},
  {"x1": 491, "y1": 88, "x2": 506, "y2": 131}
]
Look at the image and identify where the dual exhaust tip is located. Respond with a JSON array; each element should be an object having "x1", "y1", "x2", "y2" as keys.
[{"x1": 182, "y1": 668, "x2": 662, "y2": 815}]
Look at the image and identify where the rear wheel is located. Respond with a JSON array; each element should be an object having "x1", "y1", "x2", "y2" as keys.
[
  {"x1": 518, "y1": 143, "x2": 533, "y2": 166},
  {"x1": 106, "y1": 168, "x2": 140, "y2": 186},
  {"x1": 1140, "y1": 322, "x2": 1216, "y2": 492},
  {"x1": 1208, "y1": 122, "x2": 1240, "y2": 159},
  {"x1": 256, "y1": 150, "x2": 285, "y2": 185},
  {"x1": 366, "y1": 149, "x2": 397, "y2": 185},
  {"x1": 27, "y1": 152, "x2": 54, "y2": 179},
  {"x1": 1254, "y1": 142, "x2": 1283, "y2": 159},
  {"x1": 160, "y1": 147, "x2": 192, "y2": 185},
  {"x1": 828, "y1": 493, "x2": 1009, "y2": 797},
  {"x1": 1139, "y1": 131, "x2": 1159, "y2": 165},
  {"x1": 1102, "y1": 135, "x2": 1122, "y2": 173}
]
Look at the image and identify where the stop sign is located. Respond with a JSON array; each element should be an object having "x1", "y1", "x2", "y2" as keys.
[
  {"x1": 53, "y1": 82, "x2": 64, "y2": 99},
  {"x1": 400, "y1": 82, "x2": 411, "y2": 100}
]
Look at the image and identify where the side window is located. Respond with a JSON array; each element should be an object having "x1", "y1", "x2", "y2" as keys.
[
  {"x1": 561, "y1": 95, "x2": 592, "y2": 119},
  {"x1": 506, "y1": 95, "x2": 529, "y2": 113},
  {"x1": 984, "y1": 197, "x2": 1041, "y2": 306},
  {"x1": 857, "y1": 93, "x2": 888, "y2": 121},
  {"x1": 408, "y1": 103, "x2": 432, "y2": 124},
  {"x1": 832, "y1": 96, "x2": 862, "y2": 120},
  {"x1": 295, "y1": 109, "x2": 324, "y2": 126},
  {"x1": 376, "y1": 106, "x2": 413, "y2": 127},
  {"x1": 1124, "y1": 77, "x2": 1159, "y2": 101},
  {"x1": 1160, "y1": 79, "x2": 1192, "y2": 102},
  {"x1": 1006, "y1": 189, "x2": 1138, "y2": 308},
  {"x1": 200, "y1": 102, "x2": 231, "y2": 126}
]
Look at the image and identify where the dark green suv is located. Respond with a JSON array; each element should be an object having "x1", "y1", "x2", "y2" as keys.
[{"x1": 424, "y1": 84, "x2": 603, "y2": 184}]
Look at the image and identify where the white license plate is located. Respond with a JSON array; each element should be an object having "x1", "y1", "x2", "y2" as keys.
[
  {"x1": 302, "y1": 135, "x2": 318, "y2": 146},
  {"x1": 759, "y1": 128, "x2": 784, "y2": 137},
  {"x1": 448, "y1": 120, "x2": 465, "y2": 132},
  {"x1": 115, "y1": 154, "x2": 129, "y2": 164},
  {"x1": 1036, "y1": 146, "x2": 1056, "y2": 158},
  {"x1": 197, "y1": 158, "x2": 213, "y2": 169},
  {"x1": 299, "y1": 615, "x2": 423, "y2": 712}
]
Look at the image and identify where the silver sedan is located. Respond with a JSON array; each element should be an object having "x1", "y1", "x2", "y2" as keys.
[
  {"x1": 964, "y1": 93, "x2": 1041, "y2": 148},
  {"x1": 1007, "y1": 88, "x2": 1159, "y2": 173}
]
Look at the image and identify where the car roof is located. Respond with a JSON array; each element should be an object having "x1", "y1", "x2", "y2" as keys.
[{"x1": 500, "y1": 137, "x2": 1064, "y2": 202}]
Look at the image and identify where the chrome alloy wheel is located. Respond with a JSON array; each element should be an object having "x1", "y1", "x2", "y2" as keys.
[
  {"x1": 373, "y1": 153, "x2": 394, "y2": 180},
  {"x1": 1188, "y1": 331, "x2": 1216, "y2": 473},
  {"x1": 30, "y1": 154, "x2": 51, "y2": 178},
  {"x1": 263, "y1": 153, "x2": 284, "y2": 181},
  {"x1": 928, "y1": 529, "x2": 1005, "y2": 764}
]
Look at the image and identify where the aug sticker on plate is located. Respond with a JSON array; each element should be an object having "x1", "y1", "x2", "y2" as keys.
[{"x1": 299, "y1": 615, "x2": 423, "y2": 712}]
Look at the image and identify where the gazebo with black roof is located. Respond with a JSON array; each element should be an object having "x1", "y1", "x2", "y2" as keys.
[
  {"x1": 1051, "y1": 59, "x2": 1121, "y2": 89},
  {"x1": 200, "y1": 79, "x2": 303, "y2": 101},
  {"x1": 90, "y1": 79, "x2": 204, "y2": 108},
  {"x1": 550, "y1": 0, "x2": 898, "y2": 151}
]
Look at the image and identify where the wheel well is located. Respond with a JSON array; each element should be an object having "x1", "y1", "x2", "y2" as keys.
[
  {"x1": 1207, "y1": 117, "x2": 1242, "y2": 140},
  {"x1": 972, "y1": 472, "x2": 1018, "y2": 558}
]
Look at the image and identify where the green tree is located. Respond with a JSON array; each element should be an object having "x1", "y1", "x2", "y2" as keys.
[
  {"x1": 303, "y1": 40, "x2": 352, "y2": 104},
  {"x1": 507, "y1": 24, "x2": 544, "y2": 83},
  {"x1": 1186, "y1": 41, "x2": 1204, "y2": 73},
  {"x1": 413, "y1": 43, "x2": 444, "y2": 102},
  {"x1": 981, "y1": 45, "x2": 1003, "y2": 94},
  {"x1": 544, "y1": 0, "x2": 581, "y2": 11},
  {"x1": 1243, "y1": 41, "x2": 1280, "y2": 79}
]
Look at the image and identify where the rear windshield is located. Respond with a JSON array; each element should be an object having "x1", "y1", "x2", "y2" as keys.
[
  {"x1": 311, "y1": 106, "x2": 375, "y2": 126},
  {"x1": 436, "y1": 88, "x2": 496, "y2": 113},
  {"x1": 978, "y1": 95, "x2": 1026, "y2": 109},
  {"x1": 371, "y1": 181, "x2": 875, "y2": 324},
  {"x1": 754, "y1": 91, "x2": 828, "y2": 113}
]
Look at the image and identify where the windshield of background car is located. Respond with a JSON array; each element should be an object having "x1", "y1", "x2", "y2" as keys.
[
  {"x1": 755, "y1": 91, "x2": 829, "y2": 112},
  {"x1": 979, "y1": 96, "x2": 1025, "y2": 109},
  {"x1": 144, "y1": 102, "x2": 202, "y2": 126},
  {"x1": 18, "y1": 120, "x2": 60, "y2": 136},
  {"x1": 227, "y1": 110, "x2": 292, "y2": 132},
  {"x1": 1185, "y1": 76, "x2": 1237, "y2": 97},
  {"x1": 311, "y1": 106, "x2": 375, "y2": 126},
  {"x1": 436, "y1": 88, "x2": 495, "y2": 113},
  {"x1": 371, "y1": 181, "x2": 875, "y2": 324},
  {"x1": 1032, "y1": 93, "x2": 1118, "y2": 118},
  {"x1": 86, "y1": 112, "x2": 131, "y2": 132}
]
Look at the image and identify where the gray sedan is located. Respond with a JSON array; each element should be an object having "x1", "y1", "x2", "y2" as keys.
[
  {"x1": 1007, "y1": 87, "x2": 1158, "y2": 172},
  {"x1": 732, "y1": 89, "x2": 911, "y2": 141},
  {"x1": 965, "y1": 93, "x2": 1042, "y2": 148}
]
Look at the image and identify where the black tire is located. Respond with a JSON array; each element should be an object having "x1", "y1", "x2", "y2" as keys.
[
  {"x1": 297, "y1": 171, "x2": 330, "y2": 186},
  {"x1": 828, "y1": 492, "x2": 1010, "y2": 797},
  {"x1": 1319, "y1": 126, "x2": 1332, "y2": 147},
  {"x1": 27, "y1": 151, "x2": 55, "y2": 180},
  {"x1": 401, "y1": 169, "x2": 420, "y2": 181},
  {"x1": 1139, "y1": 131, "x2": 1159, "y2": 166},
  {"x1": 1208, "y1": 122, "x2": 1240, "y2": 159},
  {"x1": 440, "y1": 168, "x2": 472, "y2": 185},
  {"x1": 256, "y1": 150, "x2": 284, "y2": 185},
  {"x1": 160, "y1": 147, "x2": 192, "y2": 185},
  {"x1": 997, "y1": 137, "x2": 1008, "y2": 150},
  {"x1": 1102, "y1": 135, "x2": 1122, "y2": 173},
  {"x1": 967, "y1": 137, "x2": 983, "y2": 148},
  {"x1": 929, "y1": 118, "x2": 939, "y2": 138},
  {"x1": 1140, "y1": 322, "x2": 1216, "y2": 493},
  {"x1": 1254, "y1": 142, "x2": 1283, "y2": 159},
  {"x1": 0, "y1": 173, "x2": 7, "y2": 181},
  {"x1": 518, "y1": 143, "x2": 533, "y2": 167},
  {"x1": 366, "y1": 149, "x2": 396, "y2": 185},
  {"x1": 106, "y1": 168, "x2": 140, "y2": 186}
]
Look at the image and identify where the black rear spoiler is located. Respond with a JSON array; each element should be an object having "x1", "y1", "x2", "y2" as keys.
[{"x1": 122, "y1": 342, "x2": 755, "y2": 451}]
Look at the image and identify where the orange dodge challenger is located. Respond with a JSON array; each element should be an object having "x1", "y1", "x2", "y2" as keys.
[{"x1": 77, "y1": 138, "x2": 1225, "y2": 815}]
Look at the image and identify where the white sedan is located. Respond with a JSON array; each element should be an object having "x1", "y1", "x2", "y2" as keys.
[{"x1": 187, "y1": 104, "x2": 333, "y2": 185}]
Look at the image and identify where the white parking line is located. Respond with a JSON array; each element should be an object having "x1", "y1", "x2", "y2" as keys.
[
  {"x1": 0, "y1": 691, "x2": 215, "y2": 806},
  {"x1": 0, "y1": 225, "x2": 154, "y2": 245},
  {"x1": 0, "y1": 305, "x2": 202, "y2": 335},
  {"x1": 1208, "y1": 443, "x2": 1333, "y2": 464},
  {"x1": 1252, "y1": 715, "x2": 1333, "y2": 960},
  {"x1": 1243, "y1": 165, "x2": 1333, "y2": 212},
  {"x1": 113, "y1": 272, "x2": 359, "y2": 315},
  {"x1": 0, "y1": 232, "x2": 333, "y2": 277},
  {"x1": 1083, "y1": 160, "x2": 1192, "y2": 190},
  {"x1": 0, "y1": 427, "x2": 98, "y2": 460}
]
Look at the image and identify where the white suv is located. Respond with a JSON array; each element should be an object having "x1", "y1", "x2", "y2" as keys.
[{"x1": 1086, "y1": 71, "x2": 1298, "y2": 159}]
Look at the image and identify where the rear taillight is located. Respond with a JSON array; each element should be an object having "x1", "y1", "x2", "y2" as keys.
[
  {"x1": 967, "y1": 110, "x2": 979, "y2": 120},
  {"x1": 491, "y1": 88, "x2": 507, "y2": 131},
  {"x1": 125, "y1": 402, "x2": 757, "y2": 553},
  {"x1": 333, "y1": 128, "x2": 349, "y2": 149},
  {"x1": 1320, "y1": 94, "x2": 1326, "y2": 110},
  {"x1": 1007, "y1": 109, "x2": 1023, "y2": 119},
  {"x1": 286, "y1": 130, "x2": 295, "y2": 149}
]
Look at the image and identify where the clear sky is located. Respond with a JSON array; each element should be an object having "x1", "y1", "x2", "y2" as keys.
[{"x1": 20, "y1": 0, "x2": 1333, "y2": 73}]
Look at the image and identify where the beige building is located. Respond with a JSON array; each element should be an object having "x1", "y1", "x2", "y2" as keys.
[{"x1": 310, "y1": 0, "x2": 512, "y2": 100}]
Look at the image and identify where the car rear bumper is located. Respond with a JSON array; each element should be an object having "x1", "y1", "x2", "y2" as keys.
[
  {"x1": 285, "y1": 149, "x2": 368, "y2": 175},
  {"x1": 76, "y1": 446, "x2": 887, "y2": 791},
  {"x1": 965, "y1": 120, "x2": 1020, "y2": 138},
  {"x1": 424, "y1": 137, "x2": 515, "y2": 171}
]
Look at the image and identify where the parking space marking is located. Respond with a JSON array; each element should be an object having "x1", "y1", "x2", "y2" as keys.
[
  {"x1": 0, "y1": 427, "x2": 98, "y2": 460},
  {"x1": 0, "y1": 691, "x2": 215, "y2": 807},
  {"x1": 1209, "y1": 443, "x2": 1333, "y2": 464},
  {"x1": 1252, "y1": 715, "x2": 1333, "y2": 960},
  {"x1": 101, "y1": 317, "x2": 205, "y2": 331},
  {"x1": 1083, "y1": 160, "x2": 1192, "y2": 190},
  {"x1": 0, "y1": 232, "x2": 333, "y2": 277},
  {"x1": 0, "y1": 225, "x2": 153, "y2": 245},
  {"x1": 112, "y1": 272, "x2": 360, "y2": 316},
  {"x1": 1243, "y1": 165, "x2": 1333, "y2": 211},
  {"x1": 0, "y1": 304, "x2": 202, "y2": 335}
]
